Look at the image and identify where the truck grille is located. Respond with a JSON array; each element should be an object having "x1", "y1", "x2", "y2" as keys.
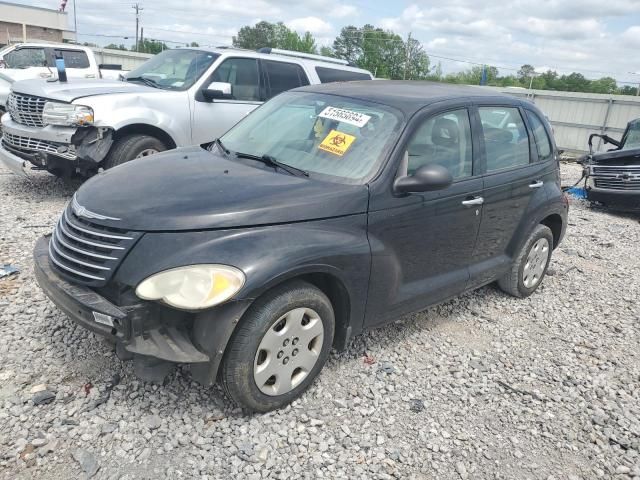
[
  {"x1": 2, "y1": 132, "x2": 76, "y2": 160},
  {"x1": 49, "y1": 204, "x2": 141, "y2": 287},
  {"x1": 593, "y1": 165, "x2": 640, "y2": 176},
  {"x1": 592, "y1": 165, "x2": 640, "y2": 191},
  {"x1": 6, "y1": 92, "x2": 47, "y2": 127},
  {"x1": 594, "y1": 178, "x2": 640, "y2": 191}
]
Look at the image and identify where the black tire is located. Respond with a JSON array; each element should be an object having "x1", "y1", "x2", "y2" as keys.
[
  {"x1": 103, "y1": 134, "x2": 166, "y2": 169},
  {"x1": 220, "y1": 280, "x2": 335, "y2": 412},
  {"x1": 498, "y1": 224, "x2": 554, "y2": 298}
]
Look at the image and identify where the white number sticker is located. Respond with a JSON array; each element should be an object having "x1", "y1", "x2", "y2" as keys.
[{"x1": 318, "y1": 107, "x2": 371, "y2": 128}]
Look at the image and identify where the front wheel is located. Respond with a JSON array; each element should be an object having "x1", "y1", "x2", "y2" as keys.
[
  {"x1": 220, "y1": 281, "x2": 334, "y2": 412},
  {"x1": 498, "y1": 224, "x2": 553, "y2": 298},
  {"x1": 103, "y1": 134, "x2": 166, "y2": 169}
]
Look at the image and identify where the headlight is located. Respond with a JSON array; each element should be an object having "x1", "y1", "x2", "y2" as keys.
[
  {"x1": 135, "y1": 264, "x2": 245, "y2": 310},
  {"x1": 42, "y1": 102, "x2": 94, "y2": 126}
]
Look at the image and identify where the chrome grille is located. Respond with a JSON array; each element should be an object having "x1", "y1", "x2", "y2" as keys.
[
  {"x1": 591, "y1": 165, "x2": 640, "y2": 191},
  {"x1": 6, "y1": 92, "x2": 47, "y2": 127},
  {"x1": 49, "y1": 206, "x2": 141, "y2": 287},
  {"x1": 2, "y1": 132, "x2": 76, "y2": 160},
  {"x1": 593, "y1": 165, "x2": 640, "y2": 176},
  {"x1": 594, "y1": 178, "x2": 640, "y2": 191}
]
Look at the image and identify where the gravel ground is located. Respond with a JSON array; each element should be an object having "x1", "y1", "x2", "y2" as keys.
[{"x1": 0, "y1": 162, "x2": 639, "y2": 480}]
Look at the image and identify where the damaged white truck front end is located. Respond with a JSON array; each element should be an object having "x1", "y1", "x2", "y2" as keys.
[{"x1": 0, "y1": 78, "x2": 191, "y2": 177}]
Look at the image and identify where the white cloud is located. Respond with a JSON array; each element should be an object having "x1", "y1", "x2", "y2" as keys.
[
  {"x1": 328, "y1": 5, "x2": 358, "y2": 18},
  {"x1": 287, "y1": 17, "x2": 333, "y2": 35}
]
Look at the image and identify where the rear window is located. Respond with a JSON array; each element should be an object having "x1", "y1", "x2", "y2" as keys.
[
  {"x1": 315, "y1": 67, "x2": 371, "y2": 83},
  {"x1": 263, "y1": 60, "x2": 309, "y2": 99},
  {"x1": 54, "y1": 49, "x2": 90, "y2": 69}
]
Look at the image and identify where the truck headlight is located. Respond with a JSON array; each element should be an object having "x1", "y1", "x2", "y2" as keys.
[
  {"x1": 135, "y1": 265, "x2": 245, "y2": 310},
  {"x1": 42, "y1": 102, "x2": 94, "y2": 126}
]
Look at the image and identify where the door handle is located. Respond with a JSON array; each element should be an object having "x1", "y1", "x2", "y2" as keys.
[
  {"x1": 529, "y1": 180, "x2": 544, "y2": 189},
  {"x1": 462, "y1": 196, "x2": 484, "y2": 207}
]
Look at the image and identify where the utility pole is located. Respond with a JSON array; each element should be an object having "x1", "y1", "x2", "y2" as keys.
[
  {"x1": 403, "y1": 32, "x2": 412, "y2": 80},
  {"x1": 132, "y1": 3, "x2": 143, "y2": 52}
]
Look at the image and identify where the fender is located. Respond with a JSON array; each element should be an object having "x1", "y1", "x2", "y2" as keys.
[
  {"x1": 114, "y1": 215, "x2": 372, "y2": 375},
  {"x1": 83, "y1": 90, "x2": 191, "y2": 147}
]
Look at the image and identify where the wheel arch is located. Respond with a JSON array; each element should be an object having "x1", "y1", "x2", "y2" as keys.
[
  {"x1": 244, "y1": 268, "x2": 354, "y2": 351},
  {"x1": 540, "y1": 213, "x2": 564, "y2": 249},
  {"x1": 113, "y1": 123, "x2": 177, "y2": 149}
]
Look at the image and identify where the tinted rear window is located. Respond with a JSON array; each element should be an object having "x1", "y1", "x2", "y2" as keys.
[
  {"x1": 315, "y1": 67, "x2": 371, "y2": 83},
  {"x1": 54, "y1": 49, "x2": 90, "y2": 69},
  {"x1": 263, "y1": 60, "x2": 309, "y2": 99}
]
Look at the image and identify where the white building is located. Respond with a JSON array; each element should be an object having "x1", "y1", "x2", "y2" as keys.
[{"x1": 0, "y1": 1, "x2": 75, "y2": 46}]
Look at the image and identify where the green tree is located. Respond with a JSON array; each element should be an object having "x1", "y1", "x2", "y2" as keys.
[
  {"x1": 517, "y1": 64, "x2": 536, "y2": 84},
  {"x1": 189, "y1": 42, "x2": 200, "y2": 47},
  {"x1": 233, "y1": 21, "x2": 317, "y2": 53},
  {"x1": 104, "y1": 43, "x2": 127, "y2": 51},
  {"x1": 619, "y1": 85, "x2": 639, "y2": 96},
  {"x1": 590, "y1": 77, "x2": 617, "y2": 94},
  {"x1": 330, "y1": 25, "x2": 428, "y2": 79},
  {"x1": 135, "y1": 39, "x2": 169, "y2": 54}
]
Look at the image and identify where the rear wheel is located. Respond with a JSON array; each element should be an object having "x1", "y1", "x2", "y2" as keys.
[
  {"x1": 220, "y1": 281, "x2": 334, "y2": 412},
  {"x1": 498, "y1": 224, "x2": 553, "y2": 298},
  {"x1": 103, "y1": 134, "x2": 166, "y2": 169}
]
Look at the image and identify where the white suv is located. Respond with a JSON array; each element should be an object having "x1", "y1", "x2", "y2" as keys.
[{"x1": 0, "y1": 47, "x2": 372, "y2": 177}]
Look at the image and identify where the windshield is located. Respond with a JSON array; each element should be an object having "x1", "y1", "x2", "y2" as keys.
[
  {"x1": 126, "y1": 49, "x2": 218, "y2": 90},
  {"x1": 220, "y1": 92, "x2": 403, "y2": 183},
  {"x1": 621, "y1": 120, "x2": 640, "y2": 150}
]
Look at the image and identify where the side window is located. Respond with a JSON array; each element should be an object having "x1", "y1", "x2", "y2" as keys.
[
  {"x1": 3, "y1": 48, "x2": 46, "y2": 68},
  {"x1": 479, "y1": 107, "x2": 530, "y2": 172},
  {"x1": 210, "y1": 58, "x2": 260, "y2": 101},
  {"x1": 406, "y1": 109, "x2": 473, "y2": 180},
  {"x1": 54, "y1": 49, "x2": 90, "y2": 69},
  {"x1": 263, "y1": 60, "x2": 309, "y2": 99},
  {"x1": 525, "y1": 110, "x2": 553, "y2": 162},
  {"x1": 315, "y1": 67, "x2": 372, "y2": 83}
]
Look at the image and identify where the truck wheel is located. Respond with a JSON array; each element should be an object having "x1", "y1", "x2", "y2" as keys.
[
  {"x1": 498, "y1": 224, "x2": 553, "y2": 298},
  {"x1": 103, "y1": 135, "x2": 166, "y2": 169},
  {"x1": 220, "y1": 281, "x2": 335, "y2": 412}
]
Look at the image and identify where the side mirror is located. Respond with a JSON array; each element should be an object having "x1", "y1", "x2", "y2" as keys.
[
  {"x1": 202, "y1": 82, "x2": 232, "y2": 101},
  {"x1": 394, "y1": 164, "x2": 453, "y2": 194}
]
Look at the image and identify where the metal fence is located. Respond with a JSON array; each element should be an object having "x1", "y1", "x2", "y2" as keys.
[{"x1": 483, "y1": 87, "x2": 640, "y2": 155}]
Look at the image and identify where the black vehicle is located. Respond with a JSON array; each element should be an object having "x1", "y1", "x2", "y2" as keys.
[
  {"x1": 34, "y1": 81, "x2": 568, "y2": 412},
  {"x1": 580, "y1": 118, "x2": 640, "y2": 209}
]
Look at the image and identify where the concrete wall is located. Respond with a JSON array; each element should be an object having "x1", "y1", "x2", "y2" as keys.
[
  {"x1": 483, "y1": 86, "x2": 640, "y2": 155},
  {"x1": 0, "y1": 1, "x2": 73, "y2": 44}
]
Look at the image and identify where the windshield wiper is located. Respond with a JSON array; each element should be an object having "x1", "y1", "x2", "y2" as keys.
[
  {"x1": 234, "y1": 152, "x2": 309, "y2": 177},
  {"x1": 126, "y1": 76, "x2": 161, "y2": 89},
  {"x1": 215, "y1": 138, "x2": 230, "y2": 156}
]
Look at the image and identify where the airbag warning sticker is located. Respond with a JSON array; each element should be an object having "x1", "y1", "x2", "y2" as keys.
[
  {"x1": 318, "y1": 107, "x2": 371, "y2": 127},
  {"x1": 319, "y1": 130, "x2": 356, "y2": 156}
]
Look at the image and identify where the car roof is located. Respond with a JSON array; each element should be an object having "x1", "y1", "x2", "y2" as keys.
[
  {"x1": 177, "y1": 47, "x2": 372, "y2": 75},
  {"x1": 292, "y1": 80, "x2": 523, "y2": 116}
]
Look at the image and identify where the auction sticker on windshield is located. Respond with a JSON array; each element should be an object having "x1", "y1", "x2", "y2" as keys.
[
  {"x1": 318, "y1": 107, "x2": 371, "y2": 128},
  {"x1": 319, "y1": 130, "x2": 356, "y2": 156}
]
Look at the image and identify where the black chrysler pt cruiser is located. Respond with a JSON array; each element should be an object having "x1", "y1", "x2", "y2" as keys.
[{"x1": 34, "y1": 81, "x2": 568, "y2": 412}]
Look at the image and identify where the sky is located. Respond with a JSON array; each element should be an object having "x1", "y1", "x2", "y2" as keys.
[{"x1": 13, "y1": 0, "x2": 640, "y2": 84}]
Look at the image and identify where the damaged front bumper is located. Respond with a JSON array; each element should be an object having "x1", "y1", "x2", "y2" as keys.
[
  {"x1": 34, "y1": 235, "x2": 252, "y2": 385},
  {"x1": 0, "y1": 114, "x2": 113, "y2": 175}
]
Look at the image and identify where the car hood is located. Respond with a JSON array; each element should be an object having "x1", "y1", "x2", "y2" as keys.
[
  {"x1": 11, "y1": 78, "x2": 152, "y2": 103},
  {"x1": 591, "y1": 147, "x2": 640, "y2": 165},
  {"x1": 74, "y1": 147, "x2": 369, "y2": 231}
]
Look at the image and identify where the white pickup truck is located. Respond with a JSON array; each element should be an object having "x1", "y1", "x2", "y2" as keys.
[
  {"x1": 0, "y1": 43, "x2": 133, "y2": 110},
  {"x1": 0, "y1": 47, "x2": 372, "y2": 178}
]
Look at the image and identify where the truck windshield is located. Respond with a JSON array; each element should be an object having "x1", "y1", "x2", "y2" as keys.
[
  {"x1": 126, "y1": 49, "x2": 219, "y2": 90},
  {"x1": 621, "y1": 120, "x2": 640, "y2": 150},
  {"x1": 219, "y1": 92, "x2": 403, "y2": 184}
]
